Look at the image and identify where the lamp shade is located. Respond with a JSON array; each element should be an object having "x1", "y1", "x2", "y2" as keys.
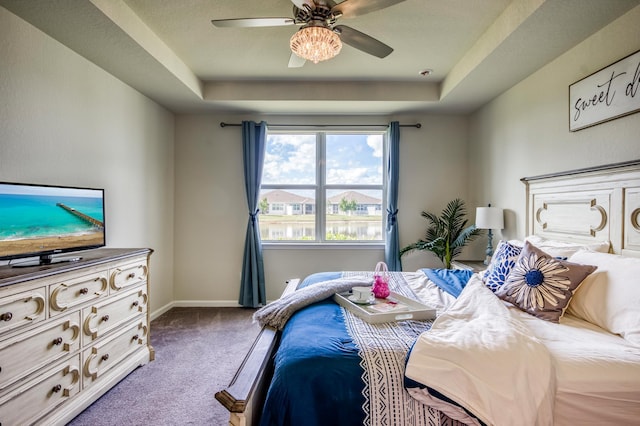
[
  {"x1": 290, "y1": 26, "x2": 342, "y2": 64},
  {"x1": 476, "y1": 206, "x2": 504, "y2": 230}
]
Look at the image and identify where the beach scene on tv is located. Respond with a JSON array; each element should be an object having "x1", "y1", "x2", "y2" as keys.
[{"x1": 0, "y1": 184, "x2": 105, "y2": 259}]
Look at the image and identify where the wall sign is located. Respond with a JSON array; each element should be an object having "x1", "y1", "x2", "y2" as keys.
[{"x1": 569, "y1": 49, "x2": 640, "y2": 132}]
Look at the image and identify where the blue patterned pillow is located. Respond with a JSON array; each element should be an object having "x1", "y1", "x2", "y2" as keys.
[{"x1": 482, "y1": 240, "x2": 522, "y2": 292}]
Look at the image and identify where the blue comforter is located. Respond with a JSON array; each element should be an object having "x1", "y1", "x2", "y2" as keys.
[
  {"x1": 259, "y1": 270, "x2": 473, "y2": 426},
  {"x1": 259, "y1": 272, "x2": 365, "y2": 426}
]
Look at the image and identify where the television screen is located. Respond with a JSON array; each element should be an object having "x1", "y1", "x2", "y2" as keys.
[{"x1": 0, "y1": 182, "x2": 105, "y2": 265}]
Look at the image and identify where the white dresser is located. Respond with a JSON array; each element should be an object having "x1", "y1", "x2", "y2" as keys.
[{"x1": 0, "y1": 248, "x2": 153, "y2": 425}]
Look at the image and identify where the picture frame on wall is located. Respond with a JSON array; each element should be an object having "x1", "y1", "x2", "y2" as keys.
[{"x1": 569, "y1": 49, "x2": 640, "y2": 132}]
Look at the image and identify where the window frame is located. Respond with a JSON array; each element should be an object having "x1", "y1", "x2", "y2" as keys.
[{"x1": 260, "y1": 129, "x2": 388, "y2": 246}]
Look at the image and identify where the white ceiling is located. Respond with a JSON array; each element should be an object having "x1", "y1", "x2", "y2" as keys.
[{"x1": 2, "y1": 0, "x2": 639, "y2": 115}]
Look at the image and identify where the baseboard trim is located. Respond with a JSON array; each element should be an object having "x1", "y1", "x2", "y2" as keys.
[
  {"x1": 174, "y1": 299, "x2": 243, "y2": 308},
  {"x1": 150, "y1": 301, "x2": 175, "y2": 320},
  {"x1": 150, "y1": 300, "x2": 244, "y2": 320}
]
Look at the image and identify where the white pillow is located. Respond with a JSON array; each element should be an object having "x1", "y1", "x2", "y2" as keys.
[
  {"x1": 567, "y1": 250, "x2": 640, "y2": 345},
  {"x1": 526, "y1": 235, "x2": 610, "y2": 258}
]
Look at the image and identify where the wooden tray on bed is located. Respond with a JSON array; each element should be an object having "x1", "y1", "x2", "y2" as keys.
[{"x1": 333, "y1": 291, "x2": 436, "y2": 323}]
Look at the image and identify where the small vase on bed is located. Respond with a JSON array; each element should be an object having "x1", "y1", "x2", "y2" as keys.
[{"x1": 373, "y1": 261, "x2": 391, "y2": 298}]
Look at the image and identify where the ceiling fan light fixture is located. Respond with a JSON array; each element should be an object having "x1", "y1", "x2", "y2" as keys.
[{"x1": 290, "y1": 26, "x2": 342, "y2": 64}]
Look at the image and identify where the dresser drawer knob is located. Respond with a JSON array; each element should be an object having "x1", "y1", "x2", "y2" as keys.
[
  {"x1": 127, "y1": 273, "x2": 136, "y2": 279},
  {"x1": 52, "y1": 384, "x2": 62, "y2": 393},
  {"x1": 52, "y1": 337, "x2": 63, "y2": 346},
  {"x1": 132, "y1": 334, "x2": 139, "y2": 341},
  {"x1": 101, "y1": 354, "x2": 109, "y2": 362},
  {"x1": 0, "y1": 312, "x2": 12, "y2": 322},
  {"x1": 79, "y1": 287, "x2": 89, "y2": 295},
  {"x1": 132, "y1": 301, "x2": 139, "y2": 307},
  {"x1": 101, "y1": 315, "x2": 110, "y2": 322}
]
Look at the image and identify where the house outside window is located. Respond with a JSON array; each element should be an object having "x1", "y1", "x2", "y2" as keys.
[
  {"x1": 259, "y1": 130, "x2": 386, "y2": 243},
  {"x1": 270, "y1": 203, "x2": 284, "y2": 214}
]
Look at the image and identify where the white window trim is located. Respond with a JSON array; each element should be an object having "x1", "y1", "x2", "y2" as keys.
[{"x1": 261, "y1": 130, "x2": 388, "y2": 245}]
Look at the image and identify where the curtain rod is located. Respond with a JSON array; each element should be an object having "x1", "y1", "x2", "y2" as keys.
[{"x1": 219, "y1": 122, "x2": 421, "y2": 128}]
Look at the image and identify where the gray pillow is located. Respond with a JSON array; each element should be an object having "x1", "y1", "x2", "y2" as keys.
[{"x1": 496, "y1": 241, "x2": 596, "y2": 323}]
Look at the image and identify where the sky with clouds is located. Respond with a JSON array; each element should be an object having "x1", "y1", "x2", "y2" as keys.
[{"x1": 262, "y1": 133, "x2": 383, "y2": 186}]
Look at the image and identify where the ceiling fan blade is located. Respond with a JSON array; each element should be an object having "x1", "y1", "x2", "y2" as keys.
[
  {"x1": 334, "y1": 25, "x2": 393, "y2": 58},
  {"x1": 290, "y1": 0, "x2": 316, "y2": 10},
  {"x1": 332, "y1": 0, "x2": 406, "y2": 19},
  {"x1": 288, "y1": 52, "x2": 306, "y2": 68},
  {"x1": 212, "y1": 17, "x2": 295, "y2": 28}
]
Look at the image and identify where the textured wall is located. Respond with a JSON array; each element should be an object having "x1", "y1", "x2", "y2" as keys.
[
  {"x1": 173, "y1": 114, "x2": 470, "y2": 302},
  {"x1": 0, "y1": 7, "x2": 176, "y2": 314},
  {"x1": 469, "y1": 5, "x2": 640, "y2": 242}
]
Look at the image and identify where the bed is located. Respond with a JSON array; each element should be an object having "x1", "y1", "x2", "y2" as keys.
[{"x1": 215, "y1": 159, "x2": 640, "y2": 426}]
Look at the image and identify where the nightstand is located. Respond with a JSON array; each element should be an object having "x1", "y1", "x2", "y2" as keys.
[{"x1": 451, "y1": 260, "x2": 487, "y2": 273}]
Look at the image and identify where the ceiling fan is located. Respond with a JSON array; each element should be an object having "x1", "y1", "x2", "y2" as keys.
[{"x1": 211, "y1": 0, "x2": 406, "y2": 67}]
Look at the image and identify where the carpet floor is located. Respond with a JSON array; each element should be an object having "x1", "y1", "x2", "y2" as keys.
[{"x1": 67, "y1": 307, "x2": 260, "y2": 426}]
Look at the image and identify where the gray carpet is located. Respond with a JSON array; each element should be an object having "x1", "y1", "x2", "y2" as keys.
[{"x1": 67, "y1": 307, "x2": 260, "y2": 426}]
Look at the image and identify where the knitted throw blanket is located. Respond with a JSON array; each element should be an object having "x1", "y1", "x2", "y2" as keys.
[{"x1": 252, "y1": 276, "x2": 372, "y2": 330}]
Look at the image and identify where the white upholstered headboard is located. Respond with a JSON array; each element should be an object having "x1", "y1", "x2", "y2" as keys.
[{"x1": 521, "y1": 160, "x2": 640, "y2": 257}]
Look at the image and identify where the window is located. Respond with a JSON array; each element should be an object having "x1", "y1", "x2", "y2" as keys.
[{"x1": 259, "y1": 130, "x2": 386, "y2": 243}]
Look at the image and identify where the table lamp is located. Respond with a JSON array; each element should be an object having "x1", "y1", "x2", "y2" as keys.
[{"x1": 476, "y1": 204, "x2": 504, "y2": 265}]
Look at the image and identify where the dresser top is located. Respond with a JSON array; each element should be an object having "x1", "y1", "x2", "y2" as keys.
[{"x1": 0, "y1": 248, "x2": 152, "y2": 288}]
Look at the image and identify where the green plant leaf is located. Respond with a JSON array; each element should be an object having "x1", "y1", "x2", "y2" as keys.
[{"x1": 400, "y1": 198, "x2": 483, "y2": 268}]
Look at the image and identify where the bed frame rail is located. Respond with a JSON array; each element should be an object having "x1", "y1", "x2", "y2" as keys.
[{"x1": 215, "y1": 279, "x2": 300, "y2": 426}]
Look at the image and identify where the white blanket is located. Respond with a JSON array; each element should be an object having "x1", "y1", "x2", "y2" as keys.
[{"x1": 405, "y1": 276, "x2": 556, "y2": 426}]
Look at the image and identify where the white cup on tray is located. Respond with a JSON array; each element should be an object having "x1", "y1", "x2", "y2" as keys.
[{"x1": 350, "y1": 286, "x2": 374, "y2": 304}]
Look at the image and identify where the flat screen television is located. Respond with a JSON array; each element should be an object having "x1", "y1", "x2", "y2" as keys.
[{"x1": 0, "y1": 182, "x2": 106, "y2": 267}]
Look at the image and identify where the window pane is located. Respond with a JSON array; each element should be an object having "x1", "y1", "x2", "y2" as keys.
[
  {"x1": 259, "y1": 189, "x2": 315, "y2": 241},
  {"x1": 325, "y1": 189, "x2": 383, "y2": 241},
  {"x1": 326, "y1": 134, "x2": 383, "y2": 185},
  {"x1": 262, "y1": 134, "x2": 316, "y2": 185}
]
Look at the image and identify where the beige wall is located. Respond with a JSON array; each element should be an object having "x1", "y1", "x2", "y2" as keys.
[
  {"x1": 173, "y1": 114, "x2": 470, "y2": 302},
  {"x1": 0, "y1": 8, "x2": 176, "y2": 314},
  {"x1": 469, "y1": 5, "x2": 640, "y2": 243}
]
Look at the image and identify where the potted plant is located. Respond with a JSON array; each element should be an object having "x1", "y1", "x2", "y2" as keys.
[{"x1": 400, "y1": 198, "x2": 482, "y2": 269}]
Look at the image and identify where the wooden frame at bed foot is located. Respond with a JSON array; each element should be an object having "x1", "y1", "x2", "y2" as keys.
[
  {"x1": 215, "y1": 326, "x2": 278, "y2": 426},
  {"x1": 215, "y1": 278, "x2": 300, "y2": 426}
]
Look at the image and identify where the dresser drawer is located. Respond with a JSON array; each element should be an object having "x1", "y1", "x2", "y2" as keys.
[
  {"x1": 0, "y1": 355, "x2": 80, "y2": 426},
  {"x1": 83, "y1": 285, "x2": 148, "y2": 342},
  {"x1": 83, "y1": 319, "x2": 148, "y2": 387},
  {"x1": 0, "y1": 312, "x2": 80, "y2": 392},
  {"x1": 50, "y1": 271, "x2": 109, "y2": 315},
  {"x1": 0, "y1": 287, "x2": 46, "y2": 335},
  {"x1": 109, "y1": 260, "x2": 148, "y2": 292}
]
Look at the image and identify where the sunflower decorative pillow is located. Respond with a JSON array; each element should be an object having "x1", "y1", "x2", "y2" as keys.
[{"x1": 495, "y1": 241, "x2": 596, "y2": 323}]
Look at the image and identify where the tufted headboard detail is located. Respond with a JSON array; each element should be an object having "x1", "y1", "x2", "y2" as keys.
[{"x1": 521, "y1": 160, "x2": 640, "y2": 256}]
